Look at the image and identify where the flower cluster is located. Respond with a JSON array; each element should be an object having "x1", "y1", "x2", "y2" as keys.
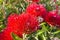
[
  {"x1": 0, "y1": 12, "x2": 39, "y2": 40},
  {"x1": 45, "y1": 10, "x2": 60, "y2": 26},
  {"x1": 26, "y1": 3, "x2": 47, "y2": 18},
  {"x1": 0, "y1": 0, "x2": 60, "y2": 40}
]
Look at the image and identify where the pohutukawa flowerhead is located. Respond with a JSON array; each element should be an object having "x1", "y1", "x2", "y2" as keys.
[
  {"x1": 7, "y1": 13, "x2": 19, "y2": 28},
  {"x1": 0, "y1": 13, "x2": 22, "y2": 40},
  {"x1": 26, "y1": 3, "x2": 47, "y2": 18},
  {"x1": 32, "y1": 0, "x2": 40, "y2": 2},
  {"x1": 19, "y1": 13, "x2": 39, "y2": 34},
  {"x1": 45, "y1": 10, "x2": 60, "y2": 27},
  {"x1": 0, "y1": 27, "x2": 13, "y2": 40},
  {"x1": 7, "y1": 13, "x2": 23, "y2": 37}
]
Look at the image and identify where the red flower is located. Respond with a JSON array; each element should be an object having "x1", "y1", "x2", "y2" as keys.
[
  {"x1": 18, "y1": 13, "x2": 39, "y2": 34},
  {"x1": 32, "y1": 0, "x2": 40, "y2": 2},
  {"x1": 45, "y1": 10, "x2": 60, "y2": 26},
  {"x1": 0, "y1": 13, "x2": 21, "y2": 40},
  {"x1": 7, "y1": 13, "x2": 24, "y2": 37},
  {"x1": 7, "y1": 14, "x2": 19, "y2": 28},
  {"x1": 26, "y1": 3, "x2": 47, "y2": 18},
  {"x1": 0, "y1": 27, "x2": 13, "y2": 40},
  {"x1": 0, "y1": 13, "x2": 39, "y2": 40}
]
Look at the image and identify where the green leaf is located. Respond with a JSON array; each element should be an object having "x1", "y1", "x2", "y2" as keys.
[
  {"x1": 12, "y1": 33, "x2": 23, "y2": 40},
  {"x1": 42, "y1": 34, "x2": 46, "y2": 40},
  {"x1": 36, "y1": 30, "x2": 44, "y2": 37},
  {"x1": 53, "y1": 30, "x2": 60, "y2": 35}
]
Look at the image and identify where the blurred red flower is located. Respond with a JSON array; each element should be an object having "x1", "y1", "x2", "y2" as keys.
[
  {"x1": 18, "y1": 13, "x2": 39, "y2": 34},
  {"x1": 0, "y1": 13, "x2": 39, "y2": 40},
  {"x1": 45, "y1": 10, "x2": 60, "y2": 26},
  {"x1": 26, "y1": 3, "x2": 47, "y2": 18},
  {"x1": 0, "y1": 27, "x2": 14, "y2": 40},
  {"x1": 32, "y1": 0, "x2": 40, "y2": 2},
  {"x1": 0, "y1": 14, "x2": 20, "y2": 40}
]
